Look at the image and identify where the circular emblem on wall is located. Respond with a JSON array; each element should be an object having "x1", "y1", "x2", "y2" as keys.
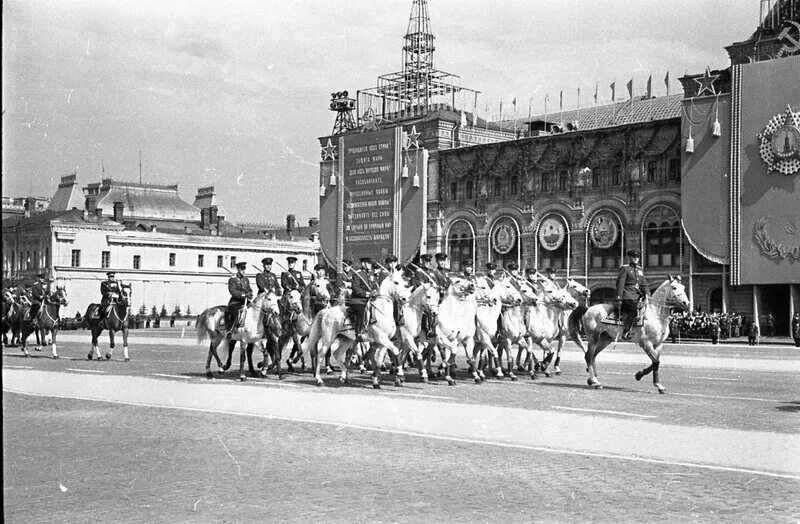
[
  {"x1": 538, "y1": 216, "x2": 566, "y2": 251},
  {"x1": 589, "y1": 212, "x2": 619, "y2": 249},
  {"x1": 493, "y1": 223, "x2": 516, "y2": 254},
  {"x1": 758, "y1": 105, "x2": 800, "y2": 175}
]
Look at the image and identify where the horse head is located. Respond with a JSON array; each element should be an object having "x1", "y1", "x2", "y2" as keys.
[
  {"x1": 52, "y1": 286, "x2": 69, "y2": 307},
  {"x1": 312, "y1": 277, "x2": 331, "y2": 303},
  {"x1": 664, "y1": 275, "x2": 690, "y2": 311},
  {"x1": 496, "y1": 278, "x2": 523, "y2": 305},
  {"x1": 120, "y1": 284, "x2": 132, "y2": 306},
  {"x1": 286, "y1": 289, "x2": 303, "y2": 313},
  {"x1": 382, "y1": 270, "x2": 411, "y2": 304},
  {"x1": 421, "y1": 282, "x2": 440, "y2": 316},
  {"x1": 3, "y1": 289, "x2": 14, "y2": 304},
  {"x1": 448, "y1": 277, "x2": 475, "y2": 299},
  {"x1": 565, "y1": 279, "x2": 590, "y2": 300}
]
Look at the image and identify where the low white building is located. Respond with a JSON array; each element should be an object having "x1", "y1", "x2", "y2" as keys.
[{"x1": 2, "y1": 176, "x2": 320, "y2": 316}]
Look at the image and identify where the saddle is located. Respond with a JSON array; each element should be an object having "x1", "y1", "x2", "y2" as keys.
[{"x1": 601, "y1": 305, "x2": 645, "y2": 327}]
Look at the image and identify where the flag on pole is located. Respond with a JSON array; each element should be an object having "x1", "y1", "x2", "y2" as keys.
[
  {"x1": 528, "y1": 97, "x2": 532, "y2": 118},
  {"x1": 664, "y1": 71, "x2": 670, "y2": 96},
  {"x1": 559, "y1": 90, "x2": 563, "y2": 111},
  {"x1": 594, "y1": 82, "x2": 598, "y2": 104},
  {"x1": 610, "y1": 82, "x2": 616, "y2": 102},
  {"x1": 646, "y1": 75, "x2": 652, "y2": 98},
  {"x1": 627, "y1": 79, "x2": 633, "y2": 99},
  {"x1": 499, "y1": 100, "x2": 503, "y2": 121}
]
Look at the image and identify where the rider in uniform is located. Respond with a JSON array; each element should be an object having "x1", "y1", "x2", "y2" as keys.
[
  {"x1": 615, "y1": 249, "x2": 649, "y2": 340},
  {"x1": 380, "y1": 255, "x2": 404, "y2": 327},
  {"x1": 280, "y1": 256, "x2": 304, "y2": 308},
  {"x1": 350, "y1": 257, "x2": 380, "y2": 342},
  {"x1": 255, "y1": 257, "x2": 282, "y2": 296},
  {"x1": 484, "y1": 262, "x2": 499, "y2": 288},
  {"x1": 544, "y1": 267, "x2": 559, "y2": 286},
  {"x1": 461, "y1": 259, "x2": 477, "y2": 282},
  {"x1": 225, "y1": 261, "x2": 253, "y2": 338},
  {"x1": 308, "y1": 262, "x2": 334, "y2": 315},
  {"x1": 99, "y1": 271, "x2": 122, "y2": 323},
  {"x1": 29, "y1": 272, "x2": 48, "y2": 328},
  {"x1": 331, "y1": 259, "x2": 353, "y2": 306},
  {"x1": 433, "y1": 253, "x2": 451, "y2": 291},
  {"x1": 411, "y1": 254, "x2": 440, "y2": 337}
]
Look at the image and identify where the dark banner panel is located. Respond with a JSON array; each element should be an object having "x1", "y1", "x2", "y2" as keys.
[{"x1": 735, "y1": 56, "x2": 800, "y2": 285}]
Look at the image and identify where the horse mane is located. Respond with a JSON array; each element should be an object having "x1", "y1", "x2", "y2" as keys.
[{"x1": 650, "y1": 279, "x2": 673, "y2": 303}]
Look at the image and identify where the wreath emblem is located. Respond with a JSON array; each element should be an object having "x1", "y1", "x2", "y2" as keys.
[
  {"x1": 493, "y1": 223, "x2": 516, "y2": 254},
  {"x1": 590, "y1": 212, "x2": 619, "y2": 249},
  {"x1": 538, "y1": 216, "x2": 566, "y2": 251},
  {"x1": 757, "y1": 105, "x2": 800, "y2": 176},
  {"x1": 753, "y1": 217, "x2": 800, "y2": 261}
]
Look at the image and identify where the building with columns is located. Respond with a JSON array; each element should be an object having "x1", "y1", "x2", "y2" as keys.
[
  {"x1": 317, "y1": 0, "x2": 799, "y2": 333},
  {"x1": 2, "y1": 176, "x2": 319, "y2": 316}
]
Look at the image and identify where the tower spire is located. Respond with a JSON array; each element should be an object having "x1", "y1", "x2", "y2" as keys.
[{"x1": 402, "y1": 0, "x2": 436, "y2": 110}]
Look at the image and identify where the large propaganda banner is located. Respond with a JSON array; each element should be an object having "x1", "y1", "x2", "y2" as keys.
[
  {"x1": 732, "y1": 56, "x2": 800, "y2": 285},
  {"x1": 318, "y1": 126, "x2": 427, "y2": 269}
]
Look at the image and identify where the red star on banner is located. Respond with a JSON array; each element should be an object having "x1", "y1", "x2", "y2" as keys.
[
  {"x1": 405, "y1": 125, "x2": 421, "y2": 149},
  {"x1": 321, "y1": 139, "x2": 337, "y2": 161},
  {"x1": 694, "y1": 66, "x2": 719, "y2": 97}
]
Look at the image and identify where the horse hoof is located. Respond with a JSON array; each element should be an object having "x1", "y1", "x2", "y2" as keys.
[
  {"x1": 217, "y1": 370, "x2": 225, "y2": 375},
  {"x1": 206, "y1": 372, "x2": 213, "y2": 379},
  {"x1": 446, "y1": 377, "x2": 455, "y2": 386},
  {"x1": 656, "y1": 384, "x2": 666, "y2": 394},
  {"x1": 339, "y1": 376, "x2": 346, "y2": 384},
  {"x1": 239, "y1": 376, "x2": 246, "y2": 382},
  {"x1": 105, "y1": 353, "x2": 111, "y2": 360},
  {"x1": 124, "y1": 357, "x2": 130, "y2": 362},
  {"x1": 278, "y1": 374, "x2": 285, "y2": 380},
  {"x1": 421, "y1": 376, "x2": 429, "y2": 384},
  {"x1": 510, "y1": 375, "x2": 518, "y2": 382},
  {"x1": 394, "y1": 378, "x2": 402, "y2": 387},
  {"x1": 52, "y1": 355, "x2": 59, "y2": 360},
  {"x1": 326, "y1": 367, "x2": 334, "y2": 375},
  {"x1": 373, "y1": 383, "x2": 381, "y2": 390},
  {"x1": 87, "y1": 353, "x2": 93, "y2": 360},
  {"x1": 544, "y1": 372, "x2": 552, "y2": 378},
  {"x1": 34, "y1": 347, "x2": 41, "y2": 352},
  {"x1": 257, "y1": 361, "x2": 264, "y2": 369},
  {"x1": 261, "y1": 369, "x2": 268, "y2": 378},
  {"x1": 530, "y1": 373, "x2": 537, "y2": 380},
  {"x1": 222, "y1": 364, "x2": 231, "y2": 372},
  {"x1": 316, "y1": 380, "x2": 324, "y2": 387},
  {"x1": 474, "y1": 377, "x2": 481, "y2": 384},
  {"x1": 593, "y1": 384, "x2": 603, "y2": 390},
  {"x1": 555, "y1": 367, "x2": 562, "y2": 376},
  {"x1": 635, "y1": 371, "x2": 644, "y2": 381},
  {"x1": 359, "y1": 368, "x2": 366, "y2": 375}
]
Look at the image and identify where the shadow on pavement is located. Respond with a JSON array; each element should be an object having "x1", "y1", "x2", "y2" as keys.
[{"x1": 776, "y1": 401, "x2": 800, "y2": 413}]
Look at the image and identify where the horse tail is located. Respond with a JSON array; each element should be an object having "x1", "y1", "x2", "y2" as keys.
[
  {"x1": 568, "y1": 305, "x2": 588, "y2": 353},
  {"x1": 196, "y1": 309, "x2": 214, "y2": 344},
  {"x1": 301, "y1": 313, "x2": 323, "y2": 356}
]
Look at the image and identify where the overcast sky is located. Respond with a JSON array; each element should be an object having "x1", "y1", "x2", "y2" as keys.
[{"x1": 2, "y1": 0, "x2": 757, "y2": 225}]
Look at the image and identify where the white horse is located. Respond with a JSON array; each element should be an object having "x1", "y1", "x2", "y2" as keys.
[
  {"x1": 396, "y1": 282, "x2": 440, "y2": 384},
  {"x1": 543, "y1": 278, "x2": 591, "y2": 375},
  {"x1": 568, "y1": 276, "x2": 690, "y2": 393},
  {"x1": 472, "y1": 276, "x2": 504, "y2": 380},
  {"x1": 196, "y1": 293, "x2": 277, "y2": 381},
  {"x1": 522, "y1": 277, "x2": 579, "y2": 379},
  {"x1": 362, "y1": 269, "x2": 412, "y2": 389},
  {"x1": 302, "y1": 300, "x2": 357, "y2": 386},
  {"x1": 435, "y1": 277, "x2": 478, "y2": 385},
  {"x1": 478, "y1": 276, "x2": 534, "y2": 381}
]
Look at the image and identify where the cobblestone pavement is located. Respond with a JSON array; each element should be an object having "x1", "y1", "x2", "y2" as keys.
[
  {"x1": 4, "y1": 393, "x2": 800, "y2": 523},
  {"x1": 3, "y1": 333, "x2": 800, "y2": 521}
]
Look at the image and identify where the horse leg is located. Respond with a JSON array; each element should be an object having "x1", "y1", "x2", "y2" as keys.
[
  {"x1": 239, "y1": 341, "x2": 247, "y2": 381},
  {"x1": 122, "y1": 327, "x2": 130, "y2": 361},
  {"x1": 106, "y1": 330, "x2": 115, "y2": 360},
  {"x1": 51, "y1": 330, "x2": 59, "y2": 359},
  {"x1": 222, "y1": 340, "x2": 235, "y2": 371},
  {"x1": 246, "y1": 343, "x2": 258, "y2": 377},
  {"x1": 586, "y1": 335, "x2": 611, "y2": 389},
  {"x1": 553, "y1": 335, "x2": 566, "y2": 375},
  {"x1": 371, "y1": 344, "x2": 385, "y2": 389},
  {"x1": 205, "y1": 342, "x2": 215, "y2": 379},
  {"x1": 311, "y1": 338, "x2": 323, "y2": 386},
  {"x1": 636, "y1": 341, "x2": 666, "y2": 394},
  {"x1": 538, "y1": 340, "x2": 555, "y2": 378}
]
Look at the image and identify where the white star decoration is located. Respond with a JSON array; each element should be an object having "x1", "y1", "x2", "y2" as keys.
[
  {"x1": 694, "y1": 66, "x2": 719, "y2": 97},
  {"x1": 321, "y1": 139, "x2": 337, "y2": 161},
  {"x1": 405, "y1": 125, "x2": 421, "y2": 149}
]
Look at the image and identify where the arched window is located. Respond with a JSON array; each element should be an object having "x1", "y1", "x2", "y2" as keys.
[
  {"x1": 490, "y1": 216, "x2": 521, "y2": 269},
  {"x1": 588, "y1": 211, "x2": 623, "y2": 269},
  {"x1": 643, "y1": 206, "x2": 680, "y2": 267},
  {"x1": 465, "y1": 180, "x2": 474, "y2": 199},
  {"x1": 558, "y1": 171, "x2": 569, "y2": 191},
  {"x1": 447, "y1": 220, "x2": 475, "y2": 272},
  {"x1": 537, "y1": 214, "x2": 569, "y2": 270},
  {"x1": 612, "y1": 165, "x2": 622, "y2": 186},
  {"x1": 494, "y1": 178, "x2": 504, "y2": 197},
  {"x1": 510, "y1": 176, "x2": 519, "y2": 195}
]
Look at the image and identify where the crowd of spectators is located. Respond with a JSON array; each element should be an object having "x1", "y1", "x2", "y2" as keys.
[{"x1": 668, "y1": 309, "x2": 766, "y2": 345}]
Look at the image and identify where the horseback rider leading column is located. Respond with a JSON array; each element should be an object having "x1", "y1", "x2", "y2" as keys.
[
  {"x1": 30, "y1": 272, "x2": 49, "y2": 328},
  {"x1": 225, "y1": 261, "x2": 252, "y2": 338},
  {"x1": 99, "y1": 271, "x2": 122, "y2": 324},
  {"x1": 615, "y1": 249, "x2": 650, "y2": 340},
  {"x1": 411, "y1": 253, "x2": 441, "y2": 337}
]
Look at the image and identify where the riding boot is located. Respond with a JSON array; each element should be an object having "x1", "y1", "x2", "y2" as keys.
[
  {"x1": 394, "y1": 302, "x2": 404, "y2": 327},
  {"x1": 622, "y1": 315, "x2": 633, "y2": 340},
  {"x1": 426, "y1": 313, "x2": 437, "y2": 338}
]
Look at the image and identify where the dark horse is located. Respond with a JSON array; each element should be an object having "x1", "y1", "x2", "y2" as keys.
[
  {"x1": 84, "y1": 283, "x2": 132, "y2": 361},
  {"x1": 2, "y1": 289, "x2": 23, "y2": 347},
  {"x1": 19, "y1": 287, "x2": 69, "y2": 358}
]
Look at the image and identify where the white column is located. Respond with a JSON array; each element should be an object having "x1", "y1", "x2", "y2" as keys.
[
  {"x1": 752, "y1": 284, "x2": 760, "y2": 330},
  {"x1": 688, "y1": 249, "x2": 695, "y2": 310},
  {"x1": 721, "y1": 265, "x2": 728, "y2": 314},
  {"x1": 789, "y1": 284, "x2": 797, "y2": 330}
]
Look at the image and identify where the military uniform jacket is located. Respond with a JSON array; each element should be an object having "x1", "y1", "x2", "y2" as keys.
[
  {"x1": 281, "y1": 270, "x2": 305, "y2": 293},
  {"x1": 228, "y1": 275, "x2": 253, "y2": 305},
  {"x1": 615, "y1": 264, "x2": 649, "y2": 301},
  {"x1": 101, "y1": 281, "x2": 121, "y2": 301},
  {"x1": 31, "y1": 281, "x2": 47, "y2": 303},
  {"x1": 350, "y1": 270, "x2": 379, "y2": 305},
  {"x1": 411, "y1": 267, "x2": 437, "y2": 289},
  {"x1": 433, "y1": 267, "x2": 451, "y2": 290},
  {"x1": 256, "y1": 271, "x2": 282, "y2": 296}
]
